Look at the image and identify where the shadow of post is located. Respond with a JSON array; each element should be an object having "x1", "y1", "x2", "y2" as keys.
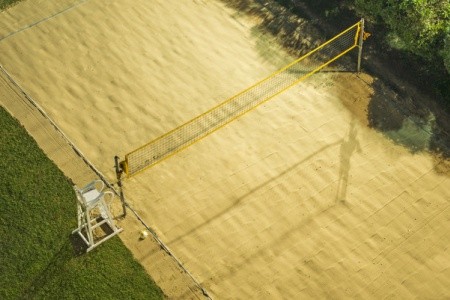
[{"x1": 336, "y1": 118, "x2": 361, "y2": 203}]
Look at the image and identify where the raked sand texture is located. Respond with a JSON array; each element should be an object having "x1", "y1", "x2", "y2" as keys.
[{"x1": 1, "y1": 0, "x2": 449, "y2": 299}]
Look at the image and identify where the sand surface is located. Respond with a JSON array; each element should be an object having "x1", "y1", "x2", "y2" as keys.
[{"x1": 1, "y1": 0, "x2": 449, "y2": 298}]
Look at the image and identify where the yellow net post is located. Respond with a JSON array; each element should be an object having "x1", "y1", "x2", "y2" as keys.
[{"x1": 357, "y1": 18, "x2": 365, "y2": 73}]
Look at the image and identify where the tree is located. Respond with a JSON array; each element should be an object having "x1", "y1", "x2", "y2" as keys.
[
  {"x1": 444, "y1": 26, "x2": 450, "y2": 73},
  {"x1": 355, "y1": 0, "x2": 450, "y2": 73}
]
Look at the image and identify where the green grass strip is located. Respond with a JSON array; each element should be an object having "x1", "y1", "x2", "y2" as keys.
[{"x1": 0, "y1": 107, "x2": 164, "y2": 299}]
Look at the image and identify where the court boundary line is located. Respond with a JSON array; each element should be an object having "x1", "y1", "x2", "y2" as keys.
[{"x1": 0, "y1": 0, "x2": 89, "y2": 42}]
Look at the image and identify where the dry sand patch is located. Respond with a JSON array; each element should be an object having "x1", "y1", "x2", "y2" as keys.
[
  {"x1": 0, "y1": 0, "x2": 275, "y2": 179},
  {"x1": 1, "y1": 0, "x2": 449, "y2": 299},
  {"x1": 124, "y1": 76, "x2": 449, "y2": 298}
]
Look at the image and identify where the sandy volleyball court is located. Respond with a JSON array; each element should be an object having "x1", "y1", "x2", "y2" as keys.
[{"x1": 1, "y1": 0, "x2": 449, "y2": 299}]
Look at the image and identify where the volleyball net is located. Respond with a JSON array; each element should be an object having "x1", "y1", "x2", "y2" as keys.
[{"x1": 120, "y1": 20, "x2": 364, "y2": 177}]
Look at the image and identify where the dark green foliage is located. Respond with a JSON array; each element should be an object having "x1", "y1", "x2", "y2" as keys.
[
  {"x1": 0, "y1": 107, "x2": 164, "y2": 299},
  {"x1": 354, "y1": 0, "x2": 450, "y2": 73},
  {"x1": 249, "y1": 0, "x2": 450, "y2": 109},
  {"x1": 444, "y1": 27, "x2": 450, "y2": 72},
  {"x1": 352, "y1": 0, "x2": 450, "y2": 108},
  {"x1": 0, "y1": 0, "x2": 22, "y2": 10},
  {"x1": 273, "y1": 0, "x2": 450, "y2": 72}
]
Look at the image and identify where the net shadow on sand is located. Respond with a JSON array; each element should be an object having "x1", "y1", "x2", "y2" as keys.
[{"x1": 159, "y1": 139, "x2": 342, "y2": 251}]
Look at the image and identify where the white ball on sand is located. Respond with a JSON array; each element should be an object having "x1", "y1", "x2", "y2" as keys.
[{"x1": 139, "y1": 230, "x2": 149, "y2": 240}]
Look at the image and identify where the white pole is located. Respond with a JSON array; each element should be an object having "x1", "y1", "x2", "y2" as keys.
[{"x1": 357, "y1": 18, "x2": 365, "y2": 73}]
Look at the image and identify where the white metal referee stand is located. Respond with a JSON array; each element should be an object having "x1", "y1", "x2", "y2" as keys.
[{"x1": 72, "y1": 180, "x2": 123, "y2": 252}]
